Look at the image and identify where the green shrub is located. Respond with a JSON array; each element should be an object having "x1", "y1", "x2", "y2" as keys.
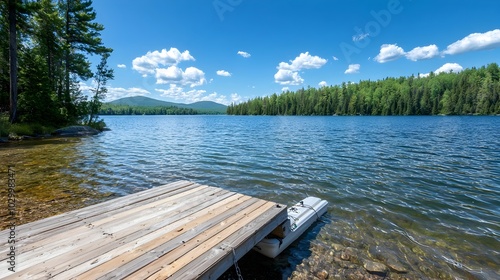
[
  {"x1": 88, "y1": 119, "x2": 107, "y2": 131},
  {"x1": 0, "y1": 116, "x2": 9, "y2": 138},
  {"x1": 30, "y1": 123, "x2": 54, "y2": 135},
  {"x1": 10, "y1": 123, "x2": 34, "y2": 136}
]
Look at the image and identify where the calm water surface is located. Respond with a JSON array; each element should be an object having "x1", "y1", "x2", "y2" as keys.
[{"x1": 2, "y1": 116, "x2": 499, "y2": 279}]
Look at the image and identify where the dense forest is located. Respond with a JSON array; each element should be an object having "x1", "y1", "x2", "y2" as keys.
[
  {"x1": 99, "y1": 104, "x2": 199, "y2": 115},
  {"x1": 227, "y1": 64, "x2": 500, "y2": 116},
  {"x1": 0, "y1": 0, "x2": 112, "y2": 128}
]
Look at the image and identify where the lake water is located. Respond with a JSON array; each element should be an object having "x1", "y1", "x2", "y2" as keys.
[{"x1": 2, "y1": 116, "x2": 499, "y2": 279}]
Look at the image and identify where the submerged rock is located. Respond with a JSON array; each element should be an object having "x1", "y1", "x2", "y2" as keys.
[
  {"x1": 341, "y1": 247, "x2": 360, "y2": 262},
  {"x1": 315, "y1": 269, "x2": 329, "y2": 279},
  {"x1": 332, "y1": 243, "x2": 345, "y2": 251},
  {"x1": 363, "y1": 259, "x2": 388, "y2": 274},
  {"x1": 52, "y1": 126, "x2": 100, "y2": 137},
  {"x1": 368, "y1": 245, "x2": 409, "y2": 273},
  {"x1": 386, "y1": 257, "x2": 408, "y2": 273}
]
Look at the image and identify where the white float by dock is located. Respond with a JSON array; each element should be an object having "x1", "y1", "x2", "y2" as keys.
[{"x1": 253, "y1": 196, "x2": 329, "y2": 258}]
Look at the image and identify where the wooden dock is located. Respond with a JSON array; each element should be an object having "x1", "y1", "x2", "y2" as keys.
[{"x1": 0, "y1": 180, "x2": 287, "y2": 279}]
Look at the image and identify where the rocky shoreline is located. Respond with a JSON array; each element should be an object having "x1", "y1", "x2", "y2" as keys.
[{"x1": 1, "y1": 125, "x2": 102, "y2": 143}]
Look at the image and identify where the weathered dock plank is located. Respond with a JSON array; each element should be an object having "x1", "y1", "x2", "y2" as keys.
[{"x1": 0, "y1": 180, "x2": 287, "y2": 279}]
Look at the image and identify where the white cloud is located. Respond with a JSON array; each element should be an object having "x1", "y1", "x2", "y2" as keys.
[
  {"x1": 371, "y1": 30, "x2": 500, "y2": 64},
  {"x1": 182, "y1": 67, "x2": 206, "y2": 87},
  {"x1": 344, "y1": 64, "x2": 360, "y2": 74},
  {"x1": 405, "y1": 44, "x2": 439, "y2": 61},
  {"x1": 435, "y1": 63, "x2": 463, "y2": 74},
  {"x1": 420, "y1": 63, "x2": 464, "y2": 78},
  {"x1": 106, "y1": 87, "x2": 151, "y2": 101},
  {"x1": 79, "y1": 82, "x2": 151, "y2": 101},
  {"x1": 274, "y1": 52, "x2": 327, "y2": 85},
  {"x1": 155, "y1": 66, "x2": 183, "y2": 82},
  {"x1": 319, "y1": 81, "x2": 328, "y2": 87},
  {"x1": 333, "y1": 56, "x2": 339, "y2": 61},
  {"x1": 374, "y1": 44, "x2": 406, "y2": 63},
  {"x1": 155, "y1": 66, "x2": 206, "y2": 87},
  {"x1": 237, "y1": 51, "x2": 251, "y2": 58},
  {"x1": 216, "y1": 70, "x2": 231, "y2": 77},
  {"x1": 155, "y1": 85, "x2": 204, "y2": 102},
  {"x1": 281, "y1": 87, "x2": 290, "y2": 92},
  {"x1": 229, "y1": 93, "x2": 244, "y2": 105},
  {"x1": 78, "y1": 82, "x2": 93, "y2": 93},
  {"x1": 443, "y1": 29, "x2": 500, "y2": 55},
  {"x1": 155, "y1": 85, "x2": 243, "y2": 105},
  {"x1": 274, "y1": 69, "x2": 304, "y2": 85},
  {"x1": 353, "y1": 33, "x2": 369, "y2": 42},
  {"x1": 199, "y1": 92, "x2": 242, "y2": 105},
  {"x1": 117, "y1": 64, "x2": 126, "y2": 69},
  {"x1": 278, "y1": 52, "x2": 327, "y2": 72},
  {"x1": 132, "y1": 48, "x2": 194, "y2": 76}
]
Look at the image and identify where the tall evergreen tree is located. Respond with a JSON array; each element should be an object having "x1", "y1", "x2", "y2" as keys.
[
  {"x1": 33, "y1": 0, "x2": 63, "y2": 93},
  {"x1": 0, "y1": 1, "x2": 9, "y2": 113},
  {"x1": 8, "y1": 0, "x2": 18, "y2": 123},
  {"x1": 59, "y1": 0, "x2": 112, "y2": 122},
  {"x1": 17, "y1": 48, "x2": 59, "y2": 124}
]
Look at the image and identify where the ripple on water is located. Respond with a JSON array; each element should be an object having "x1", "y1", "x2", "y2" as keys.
[{"x1": 1, "y1": 115, "x2": 499, "y2": 279}]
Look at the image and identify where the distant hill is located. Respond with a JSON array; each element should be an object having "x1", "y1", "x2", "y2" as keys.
[{"x1": 106, "y1": 96, "x2": 227, "y2": 114}]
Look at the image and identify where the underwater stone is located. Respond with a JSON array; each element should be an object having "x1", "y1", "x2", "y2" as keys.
[
  {"x1": 363, "y1": 259, "x2": 388, "y2": 273},
  {"x1": 332, "y1": 243, "x2": 345, "y2": 251},
  {"x1": 386, "y1": 257, "x2": 409, "y2": 273},
  {"x1": 315, "y1": 269, "x2": 329, "y2": 279}
]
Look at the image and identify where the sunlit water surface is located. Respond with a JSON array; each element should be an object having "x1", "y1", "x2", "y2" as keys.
[{"x1": 1, "y1": 116, "x2": 499, "y2": 279}]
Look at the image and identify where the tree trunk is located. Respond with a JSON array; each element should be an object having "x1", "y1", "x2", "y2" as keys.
[
  {"x1": 8, "y1": 0, "x2": 17, "y2": 123},
  {"x1": 64, "y1": 0, "x2": 71, "y2": 112}
]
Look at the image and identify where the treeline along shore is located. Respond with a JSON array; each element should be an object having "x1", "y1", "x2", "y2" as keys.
[
  {"x1": 99, "y1": 105, "x2": 200, "y2": 115},
  {"x1": 227, "y1": 63, "x2": 500, "y2": 116}
]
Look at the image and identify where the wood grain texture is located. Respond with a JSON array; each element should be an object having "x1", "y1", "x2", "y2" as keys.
[{"x1": 0, "y1": 181, "x2": 287, "y2": 280}]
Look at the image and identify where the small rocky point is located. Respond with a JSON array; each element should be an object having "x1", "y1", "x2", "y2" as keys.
[{"x1": 52, "y1": 126, "x2": 100, "y2": 137}]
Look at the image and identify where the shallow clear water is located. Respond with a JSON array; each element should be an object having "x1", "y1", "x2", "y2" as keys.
[{"x1": 2, "y1": 115, "x2": 499, "y2": 278}]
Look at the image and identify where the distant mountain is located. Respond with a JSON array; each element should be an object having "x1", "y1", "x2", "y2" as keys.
[
  {"x1": 107, "y1": 96, "x2": 227, "y2": 113},
  {"x1": 108, "y1": 96, "x2": 177, "y2": 107},
  {"x1": 183, "y1": 101, "x2": 228, "y2": 112}
]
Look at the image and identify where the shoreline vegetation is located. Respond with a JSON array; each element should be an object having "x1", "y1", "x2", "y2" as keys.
[
  {"x1": 0, "y1": 114, "x2": 102, "y2": 143},
  {"x1": 98, "y1": 104, "x2": 223, "y2": 116},
  {"x1": 1, "y1": 0, "x2": 113, "y2": 139},
  {"x1": 227, "y1": 63, "x2": 500, "y2": 116}
]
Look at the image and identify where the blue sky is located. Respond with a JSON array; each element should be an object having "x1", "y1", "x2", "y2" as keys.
[{"x1": 85, "y1": 0, "x2": 500, "y2": 105}]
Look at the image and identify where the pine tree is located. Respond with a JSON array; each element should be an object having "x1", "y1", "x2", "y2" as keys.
[
  {"x1": 0, "y1": 1, "x2": 9, "y2": 113},
  {"x1": 8, "y1": 0, "x2": 18, "y2": 123},
  {"x1": 87, "y1": 53, "x2": 113, "y2": 126},
  {"x1": 59, "y1": 0, "x2": 112, "y2": 122}
]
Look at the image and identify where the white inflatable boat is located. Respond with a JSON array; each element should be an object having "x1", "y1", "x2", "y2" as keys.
[{"x1": 253, "y1": 196, "x2": 328, "y2": 258}]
